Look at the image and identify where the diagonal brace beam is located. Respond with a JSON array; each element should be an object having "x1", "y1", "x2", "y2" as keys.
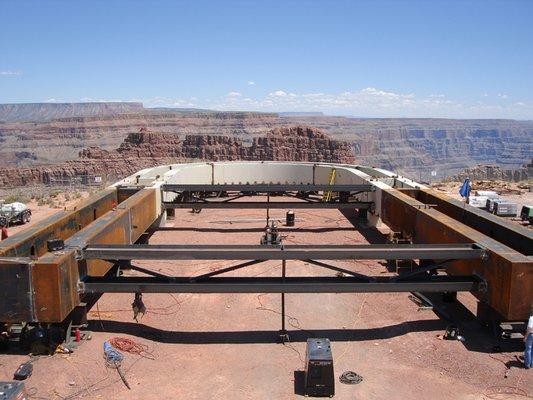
[
  {"x1": 302, "y1": 259, "x2": 375, "y2": 282},
  {"x1": 392, "y1": 260, "x2": 452, "y2": 282},
  {"x1": 127, "y1": 264, "x2": 174, "y2": 280},
  {"x1": 190, "y1": 260, "x2": 265, "y2": 282}
]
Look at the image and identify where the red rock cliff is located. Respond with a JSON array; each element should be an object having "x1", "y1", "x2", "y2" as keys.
[{"x1": 0, "y1": 126, "x2": 355, "y2": 187}]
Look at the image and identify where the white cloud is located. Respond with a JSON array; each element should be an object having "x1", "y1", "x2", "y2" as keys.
[
  {"x1": 247, "y1": 81, "x2": 255, "y2": 86},
  {"x1": 269, "y1": 90, "x2": 287, "y2": 97},
  {"x1": 0, "y1": 70, "x2": 22, "y2": 76},
  {"x1": 141, "y1": 96, "x2": 191, "y2": 107},
  {"x1": 76, "y1": 97, "x2": 123, "y2": 102},
  {"x1": 138, "y1": 88, "x2": 533, "y2": 119},
  {"x1": 210, "y1": 88, "x2": 532, "y2": 119},
  {"x1": 497, "y1": 93, "x2": 509, "y2": 99}
]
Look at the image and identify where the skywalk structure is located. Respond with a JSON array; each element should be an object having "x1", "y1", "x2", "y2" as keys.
[{"x1": 0, "y1": 162, "x2": 531, "y2": 340}]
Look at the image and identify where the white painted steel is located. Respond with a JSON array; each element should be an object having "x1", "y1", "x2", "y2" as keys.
[{"x1": 113, "y1": 161, "x2": 425, "y2": 223}]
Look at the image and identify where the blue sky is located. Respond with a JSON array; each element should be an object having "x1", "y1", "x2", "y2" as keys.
[{"x1": 1, "y1": 0, "x2": 532, "y2": 119}]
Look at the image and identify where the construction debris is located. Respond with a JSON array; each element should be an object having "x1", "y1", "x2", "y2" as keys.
[{"x1": 103, "y1": 341, "x2": 131, "y2": 390}]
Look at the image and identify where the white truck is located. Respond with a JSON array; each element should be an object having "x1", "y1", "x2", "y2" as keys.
[{"x1": 0, "y1": 202, "x2": 32, "y2": 226}]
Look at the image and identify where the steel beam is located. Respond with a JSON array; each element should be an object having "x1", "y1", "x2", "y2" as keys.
[
  {"x1": 81, "y1": 243, "x2": 484, "y2": 261},
  {"x1": 414, "y1": 188, "x2": 533, "y2": 256},
  {"x1": 28, "y1": 188, "x2": 161, "y2": 322},
  {"x1": 162, "y1": 184, "x2": 373, "y2": 192},
  {"x1": 303, "y1": 259, "x2": 374, "y2": 281},
  {"x1": 380, "y1": 188, "x2": 533, "y2": 321},
  {"x1": 191, "y1": 260, "x2": 264, "y2": 281},
  {"x1": 79, "y1": 275, "x2": 484, "y2": 294},
  {"x1": 0, "y1": 188, "x2": 118, "y2": 258},
  {"x1": 163, "y1": 201, "x2": 371, "y2": 209}
]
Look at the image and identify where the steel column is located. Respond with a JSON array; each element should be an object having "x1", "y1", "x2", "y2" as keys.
[{"x1": 281, "y1": 259, "x2": 286, "y2": 334}]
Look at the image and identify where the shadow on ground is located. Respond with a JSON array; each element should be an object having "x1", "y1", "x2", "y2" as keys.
[
  {"x1": 339, "y1": 209, "x2": 388, "y2": 244},
  {"x1": 89, "y1": 318, "x2": 448, "y2": 344},
  {"x1": 421, "y1": 292, "x2": 525, "y2": 354},
  {"x1": 87, "y1": 297, "x2": 524, "y2": 354}
]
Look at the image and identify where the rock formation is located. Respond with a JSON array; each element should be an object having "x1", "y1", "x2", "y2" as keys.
[
  {"x1": 0, "y1": 111, "x2": 279, "y2": 167},
  {"x1": 451, "y1": 160, "x2": 532, "y2": 182},
  {"x1": 0, "y1": 102, "x2": 143, "y2": 123},
  {"x1": 0, "y1": 126, "x2": 355, "y2": 187},
  {"x1": 90, "y1": 126, "x2": 356, "y2": 163},
  {"x1": 1, "y1": 106, "x2": 532, "y2": 181}
]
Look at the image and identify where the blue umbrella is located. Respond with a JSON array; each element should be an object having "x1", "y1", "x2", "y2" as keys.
[{"x1": 459, "y1": 178, "x2": 471, "y2": 198}]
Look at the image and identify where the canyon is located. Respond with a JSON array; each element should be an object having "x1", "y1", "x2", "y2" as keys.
[
  {"x1": 451, "y1": 160, "x2": 533, "y2": 183},
  {"x1": 0, "y1": 126, "x2": 355, "y2": 187},
  {"x1": 0, "y1": 102, "x2": 143, "y2": 122},
  {"x1": 0, "y1": 103, "x2": 532, "y2": 186}
]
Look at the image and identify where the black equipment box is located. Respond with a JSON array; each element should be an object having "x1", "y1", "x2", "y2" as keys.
[
  {"x1": 13, "y1": 363, "x2": 33, "y2": 381},
  {"x1": 47, "y1": 238, "x2": 65, "y2": 252},
  {"x1": 304, "y1": 338, "x2": 335, "y2": 397},
  {"x1": 0, "y1": 381, "x2": 28, "y2": 400}
]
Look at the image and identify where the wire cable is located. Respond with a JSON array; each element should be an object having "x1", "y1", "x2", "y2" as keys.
[
  {"x1": 339, "y1": 371, "x2": 363, "y2": 385},
  {"x1": 108, "y1": 337, "x2": 156, "y2": 360}
]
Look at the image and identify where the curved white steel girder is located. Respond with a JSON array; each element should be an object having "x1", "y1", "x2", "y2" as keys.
[{"x1": 114, "y1": 161, "x2": 427, "y2": 224}]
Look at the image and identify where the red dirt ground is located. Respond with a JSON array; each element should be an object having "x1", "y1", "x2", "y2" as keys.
[{"x1": 1, "y1": 201, "x2": 531, "y2": 399}]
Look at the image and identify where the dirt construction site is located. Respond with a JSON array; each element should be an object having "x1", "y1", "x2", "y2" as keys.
[
  {"x1": 0, "y1": 204, "x2": 528, "y2": 400},
  {"x1": 0, "y1": 161, "x2": 531, "y2": 400}
]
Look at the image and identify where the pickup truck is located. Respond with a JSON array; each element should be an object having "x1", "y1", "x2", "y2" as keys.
[{"x1": 0, "y1": 202, "x2": 32, "y2": 226}]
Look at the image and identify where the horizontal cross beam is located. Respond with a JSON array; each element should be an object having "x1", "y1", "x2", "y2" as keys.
[
  {"x1": 79, "y1": 275, "x2": 485, "y2": 294},
  {"x1": 163, "y1": 201, "x2": 371, "y2": 209},
  {"x1": 162, "y1": 184, "x2": 374, "y2": 192},
  {"x1": 81, "y1": 243, "x2": 485, "y2": 261}
]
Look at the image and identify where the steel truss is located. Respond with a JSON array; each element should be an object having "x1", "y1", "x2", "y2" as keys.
[
  {"x1": 78, "y1": 243, "x2": 487, "y2": 295},
  {"x1": 162, "y1": 183, "x2": 373, "y2": 209}
]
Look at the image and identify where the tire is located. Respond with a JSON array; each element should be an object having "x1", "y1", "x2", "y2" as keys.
[{"x1": 21, "y1": 212, "x2": 30, "y2": 224}]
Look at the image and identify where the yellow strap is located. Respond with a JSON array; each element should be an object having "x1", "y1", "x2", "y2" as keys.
[{"x1": 323, "y1": 168, "x2": 337, "y2": 202}]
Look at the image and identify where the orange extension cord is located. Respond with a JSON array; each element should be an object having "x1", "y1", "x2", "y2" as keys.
[{"x1": 108, "y1": 337, "x2": 155, "y2": 360}]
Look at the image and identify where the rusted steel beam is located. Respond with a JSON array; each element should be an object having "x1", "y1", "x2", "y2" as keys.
[
  {"x1": 0, "y1": 258, "x2": 34, "y2": 322},
  {"x1": 415, "y1": 188, "x2": 532, "y2": 256},
  {"x1": 31, "y1": 252, "x2": 80, "y2": 323},
  {"x1": 380, "y1": 189, "x2": 532, "y2": 321},
  {"x1": 0, "y1": 188, "x2": 118, "y2": 258},
  {"x1": 117, "y1": 186, "x2": 143, "y2": 203},
  {"x1": 8, "y1": 188, "x2": 161, "y2": 323},
  {"x1": 67, "y1": 188, "x2": 160, "y2": 276}
]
